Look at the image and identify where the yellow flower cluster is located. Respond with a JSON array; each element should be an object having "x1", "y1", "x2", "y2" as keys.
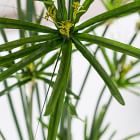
[
  {"x1": 72, "y1": 2, "x2": 85, "y2": 20},
  {"x1": 58, "y1": 21, "x2": 74, "y2": 38},
  {"x1": 45, "y1": 5, "x2": 56, "y2": 21}
]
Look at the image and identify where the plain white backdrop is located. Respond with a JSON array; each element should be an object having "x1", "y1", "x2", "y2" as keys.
[{"x1": 0, "y1": 0, "x2": 140, "y2": 140}]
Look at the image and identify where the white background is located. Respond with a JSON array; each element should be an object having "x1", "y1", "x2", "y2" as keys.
[{"x1": 0, "y1": 0, "x2": 140, "y2": 140}]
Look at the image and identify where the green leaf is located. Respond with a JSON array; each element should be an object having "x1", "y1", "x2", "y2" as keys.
[
  {"x1": 0, "y1": 34, "x2": 59, "y2": 51},
  {"x1": 66, "y1": 88, "x2": 80, "y2": 100},
  {"x1": 0, "y1": 78, "x2": 30, "y2": 97},
  {"x1": 46, "y1": 40, "x2": 72, "y2": 140},
  {"x1": 126, "y1": 88, "x2": 140, "y2": 97},
  {"x1": 84, "y1": 21, "x2": 105, "y2": 33},
  {"x1": 72, "y1": 37, "x2": 125, "y2": 105},
  {"x1": 91, "y1": 104, "x2": 109, "y2": 140},
  {"x1": 26, "y1": 0, "x2": 34, "y2": 22},
  {"x1": 101, "y1": 0, "x2": 112, "y2": 10},
  {"x1": 38, "y1": 118, "x2": 48, "y2": 129},
  {"x1": 0, "y1": 62, "x2": 13, "y2": 69},
  {"x1": 68, "y1": 103, "x2": 78, "y2": 116},
  {"x1": 36, "y1": 0, "x2": 54, "y2": 7},
  {"x1": 0, "y1": 42, "x2": 47, "y2": 65},
  {"x1": 84, "y1": 118, "x2": 88, "y2": 140},
  {"x1": 47, "y1": 89, "x2": 65, "y2": 140},
  {"x1": 0, "y1": 29, "x2": 8, "y2": 42},
  {"x1": 75, "y1": 1, "x2": 140, "y2": 31},
  {"x1": 127, "y1": 73, "x2": 140, "y2": 81},
  {"x1": 44, "y1": 40, "x2": 72, "y2": 115},
  {"x1": 37, "y1": 76, "x2": 78, "y2": 100},
  {"x1": 39, "y1": 72, "x2": 57, "y2": 77},
  {"x1": 90, "y1": 95, "x2": 112, "y2": 140},
  {"x1": 99, "y1": 123, "x2": 110, "y2": 138},
  {"x1": 68, "y1": 0, "x2": 74, "y2": 20},
  {"x1": 89, "y1": 85, "x2": 106, "y2": 140},
  {"x1": 57, "y1": 0, "x2": 67, "y2": 20},
  {"x1": 122, "y1": 132, "x2": 140, "y2": 140},
  {"x1": 16, "y1": 0, "x2": 24, "y2": 20},
  {"x1": 0, "y1": 42, "x2": 59, "y2": 81},
  {"x1": 36, "y1": 9, "x2": 45, "y2": 24},
  {"x1": 37, "y1": 76, "x2": 54, "y2": 86},
  {"x1": 0, "y1": 17, "x2": 57, "y2": 33},
  {"x1": 75, "y1": 0, "x2": 95, "y2": 22},
  {"x1": 39, "y1": 52, "x2": 59, "y2": 71},
  {"x1": 76, "y1": 33, "x2": 140, "y2": 60}
]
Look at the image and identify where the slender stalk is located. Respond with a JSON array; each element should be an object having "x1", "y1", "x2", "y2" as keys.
[
  {"x1": 3, "y1": 81, "x2": 24, "y2": 140},
  {"x1": 89, "y1": 85, "x2": 106, "y2": 140},
  {"x1": 75, "y1": 64, "x2": 92, "y2": 107},
  {"x1": 66, "y1": 67, "x2": 72, "y2": 140},
  {"x1": 28, "y1": 87, "x2": 34, "y2": 131},
  {"x1": 59, "y1": 102, "x2": 72, "y2": 140},
  {"x1": 20, "y1": 82, "x2": 34, "y2": 140},
  {"x1": 129, "y1": 31, "x2": 139, "y2": 44},
  {"x1": 67, "y1": 111, "x2": 72, "y2": 140},
  {"x1": 16, "y1": 0, "x2": 25, "y2": 38},
  {"x1": 119, "y1": 30, "x2": 139, "y2": 64},
  {"x1": 122, "y1": 132, "x2": 140, "y2": 140},
  {"x1": 108, "y1": 131, "x2": 117, "y2": 140},
  {"x1": 35, "y1": 83, "x2": 46, "y2": 139},
  {"x1": 0, "y1": 130, "x2": 6, "y2": 140},
  {"x1": 75, "y1": 24, "x2": 111, "y2": 107},
  {"x1": 90, "y1": 95, "x2": 112, "y2": 140},
  {"x1": 26, "y1": 88, "x2": 34, "y2": 140},
  {"x1": 99, "y1": 24, "x2": 116, "y2": 75},
  {"x1": 1, "y1": 28, "x2": 34, "y2": 140},
  {"x1": 68, "y1": 0, "x2": 74, "y2": 20},
  {"x1": 88, "y1": 45, "x2": 126, "y2": 139},
  {"x1": 47, "y1": 40, "x2": 72, "y2": 140},
  {"x1": 1, "y1": 29, "x2": 24, "y2": 140},
  {"x1": 60, "y1": 67, "x2": 72, "y2": 140},
  {"x1": 34, "y1": 41, "x2": 64, "y2": 139},
  {"x1": 19, "y1": 86, "x2": 34, "y2": 140}
]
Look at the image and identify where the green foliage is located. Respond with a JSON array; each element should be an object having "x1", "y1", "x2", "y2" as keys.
[{"x1": 0, "y1": 0, "x2": 140, "y2": 140}]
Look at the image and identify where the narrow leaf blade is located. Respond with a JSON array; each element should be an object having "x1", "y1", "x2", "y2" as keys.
[
  {"x1": 76, "y1": 33, "x2": 140, "y2": 59},
  {"x1": 0, "y1": 17, "x2": 57, "y2": 33},
  {"x1": 72, "y1": 37, "x2": 125, "y2": 105},
  {"x1": 75, "y1": 1, "x2": 140, "y2": 31}
]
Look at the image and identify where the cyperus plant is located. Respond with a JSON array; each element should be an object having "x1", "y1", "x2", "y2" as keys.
[{"x1": 1, "y1": 0, "x2": 140, "y2": 140}]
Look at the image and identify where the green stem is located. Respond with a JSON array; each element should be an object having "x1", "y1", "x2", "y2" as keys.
[
  {"x1": 122, "y1": 132, "x2": 140, "y2": 140},
  {"x1": 3, "y1": 81, "x2": 24, "y2": 140},
  {"x1": 35, "y1": 83, "x2": 46, "y2": 139},
  {"x1": 68, "y1": 0, "x2": 74, "y2": 20},
  {"x1": 75, "y1": 64, "x2": 92, "y2": 107},
  {"x1": 16, "y1": 0, "x2": 25, "y2": 38},
  {"x1": 19, "y1": 86, "x2": 34, "y2": 140},
  {"x1": 34, "y1": 42, "x2": 63, "y2": 139},
  {"x1": 91, "y1": 96, "x2": 112, "y2": 140},
  {"x1": 1, "y1": 29, "x2": 24, "y2": 140},
  {"x1": 60, "y1": 68, "x2": 72, "y2": 140},
  {"x1": 100, "y1": 25, "x2": 116, "y2": 75},
  {"x1": 119, "y1": 31, "x2": 139, "y2": 64},
  {"x1": 89, "y1": 85, "x2": 106, "y2": 140},
  {"x1": 75, "y1": 24, "x2": 111, "y2": 107},
  {"x1": 25, "y1": 86, "x2": 34, "y2": 140},
  {"x1": 0, "y1": 130, "x2": 6, "y2": 140},
  {"x1": 75, "y1": 1, "x2": 140, "y2": 31},
  {"x1": 108, "y1": 131, "x2": 117, "y2": 140},
  {"x1": 73, "y1": 38, "x2": 124, "y2": 104},
  {"x1": 47, "y1": 40, "x2": 72, "y2": 140}
]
